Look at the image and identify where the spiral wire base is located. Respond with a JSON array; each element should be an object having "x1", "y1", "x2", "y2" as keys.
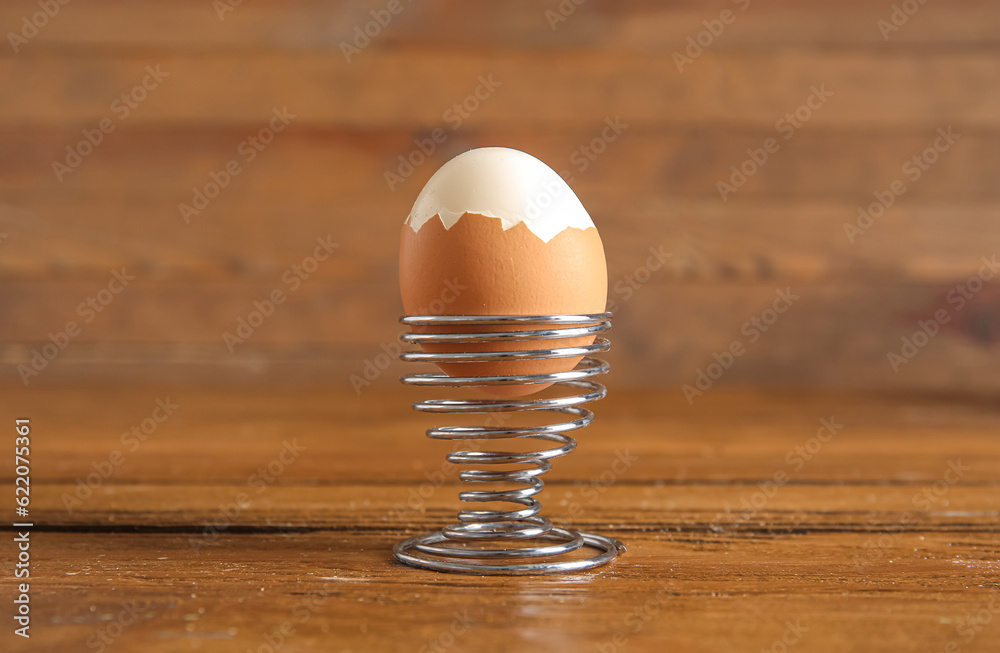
[{"x1": 393, "y1": 313, "x2": 624, "y2": 575}]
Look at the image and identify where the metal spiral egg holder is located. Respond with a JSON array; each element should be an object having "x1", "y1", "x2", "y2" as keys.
[{"x1": 393, "y1": 313, "x2": 624, "y2": 575}]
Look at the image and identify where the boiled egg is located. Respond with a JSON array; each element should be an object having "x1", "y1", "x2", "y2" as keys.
[{"x1": 399, "y1": 147, "x2": 607, "y2": 396}]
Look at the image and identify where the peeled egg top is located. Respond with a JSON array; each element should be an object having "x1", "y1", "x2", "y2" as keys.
[{"x1": 400, "y1": 147, "x2": 607, "y2": 317}]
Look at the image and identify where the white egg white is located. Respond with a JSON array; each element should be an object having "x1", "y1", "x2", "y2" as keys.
[{"x1": 406, "y1": 147, "x2": 595, "y2": 243}]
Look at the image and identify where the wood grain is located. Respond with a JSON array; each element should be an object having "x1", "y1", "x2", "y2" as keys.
[
  {"x1": 2, "y1": 5, "x2": 999, "y2": 651},
  {"x1": 1, "y1": 1, "x2": 998, "y2": 393},
  {"x1": 2, "y1": 386, "x2": 998, "y2": 652},
  {"x1": 5, "y1": 200, "x2": 1000, "y2": 288},
  {"x1": 3, "y1": 52, "x2": 998, "y2": 127},
  {"x1": 4, "y1": 279, "x2": 1000, "y2": 393},
  {"x1": 6, "y1": 127, "x2": 1000, "y2": 204},
  {"x1": 0, "y1": 0, "x2": 997, "y2": 51}
]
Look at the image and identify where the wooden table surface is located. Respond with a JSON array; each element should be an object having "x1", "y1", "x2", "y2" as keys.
[
  {"x1": 3, "y1": 384, "x2": 999, "y2": 652},
  {"x1": 3, "y1": 1, "x2": 998, "y2": 651}
]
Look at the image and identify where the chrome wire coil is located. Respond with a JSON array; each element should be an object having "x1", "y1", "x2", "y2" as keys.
[{"x1": 393, "y1": 313, "x2": 625, "y2": 575}]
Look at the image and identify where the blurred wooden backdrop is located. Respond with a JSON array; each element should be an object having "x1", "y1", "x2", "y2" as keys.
[{"x1": 1, "y1": 0, "x2": 998, "y2": 394}]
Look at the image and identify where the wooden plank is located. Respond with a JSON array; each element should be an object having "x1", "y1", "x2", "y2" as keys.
[
  {"x1": 23, "y1": 485, "x2": 1000, "y2": 533},
  {"x1": 611, "y1": 281, "x2": 1000, "y2": 393},
  {"x1": 5, "y1": 530, "x2": 998, "y2": 653},
  {"x1": 1, "y1": 52, "x2": 997, "y2": 127},
  {"x1": 2, "y1": 199, "x2": 999, "y2": 284},
  {"x1": 6, "y1": 387, "x2": 1000, "y2": 484},
  {"x1": 1, "y1": 387, "x2": 998, "y2": 652},
  {"x1": 3, "y1": 125, "x2": 997, "y2": 209},
  {"x1": 0, "y1": 0, "x2": 996, "y2": 51},
  {"x1": 2, "y1": 280, "x2": 999, "y2": 392}
]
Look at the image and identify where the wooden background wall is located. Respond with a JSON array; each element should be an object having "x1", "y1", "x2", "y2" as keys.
[{"x1": 1, "y1": 0, "x2": 998, "y2": 395}]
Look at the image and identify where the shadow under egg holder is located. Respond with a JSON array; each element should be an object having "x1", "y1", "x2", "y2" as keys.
[{"x1": 393, "y1": 312, "x2": 625, "y2": 575}]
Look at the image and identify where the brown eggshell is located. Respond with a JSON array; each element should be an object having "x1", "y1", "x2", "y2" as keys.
[{"x1": 399, "y1": 212, "x2": 607, "y2": 396}]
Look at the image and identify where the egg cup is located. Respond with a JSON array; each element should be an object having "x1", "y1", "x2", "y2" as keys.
[{"x1": 393, "y1": 312, "x2": 625, "y2": 575}]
